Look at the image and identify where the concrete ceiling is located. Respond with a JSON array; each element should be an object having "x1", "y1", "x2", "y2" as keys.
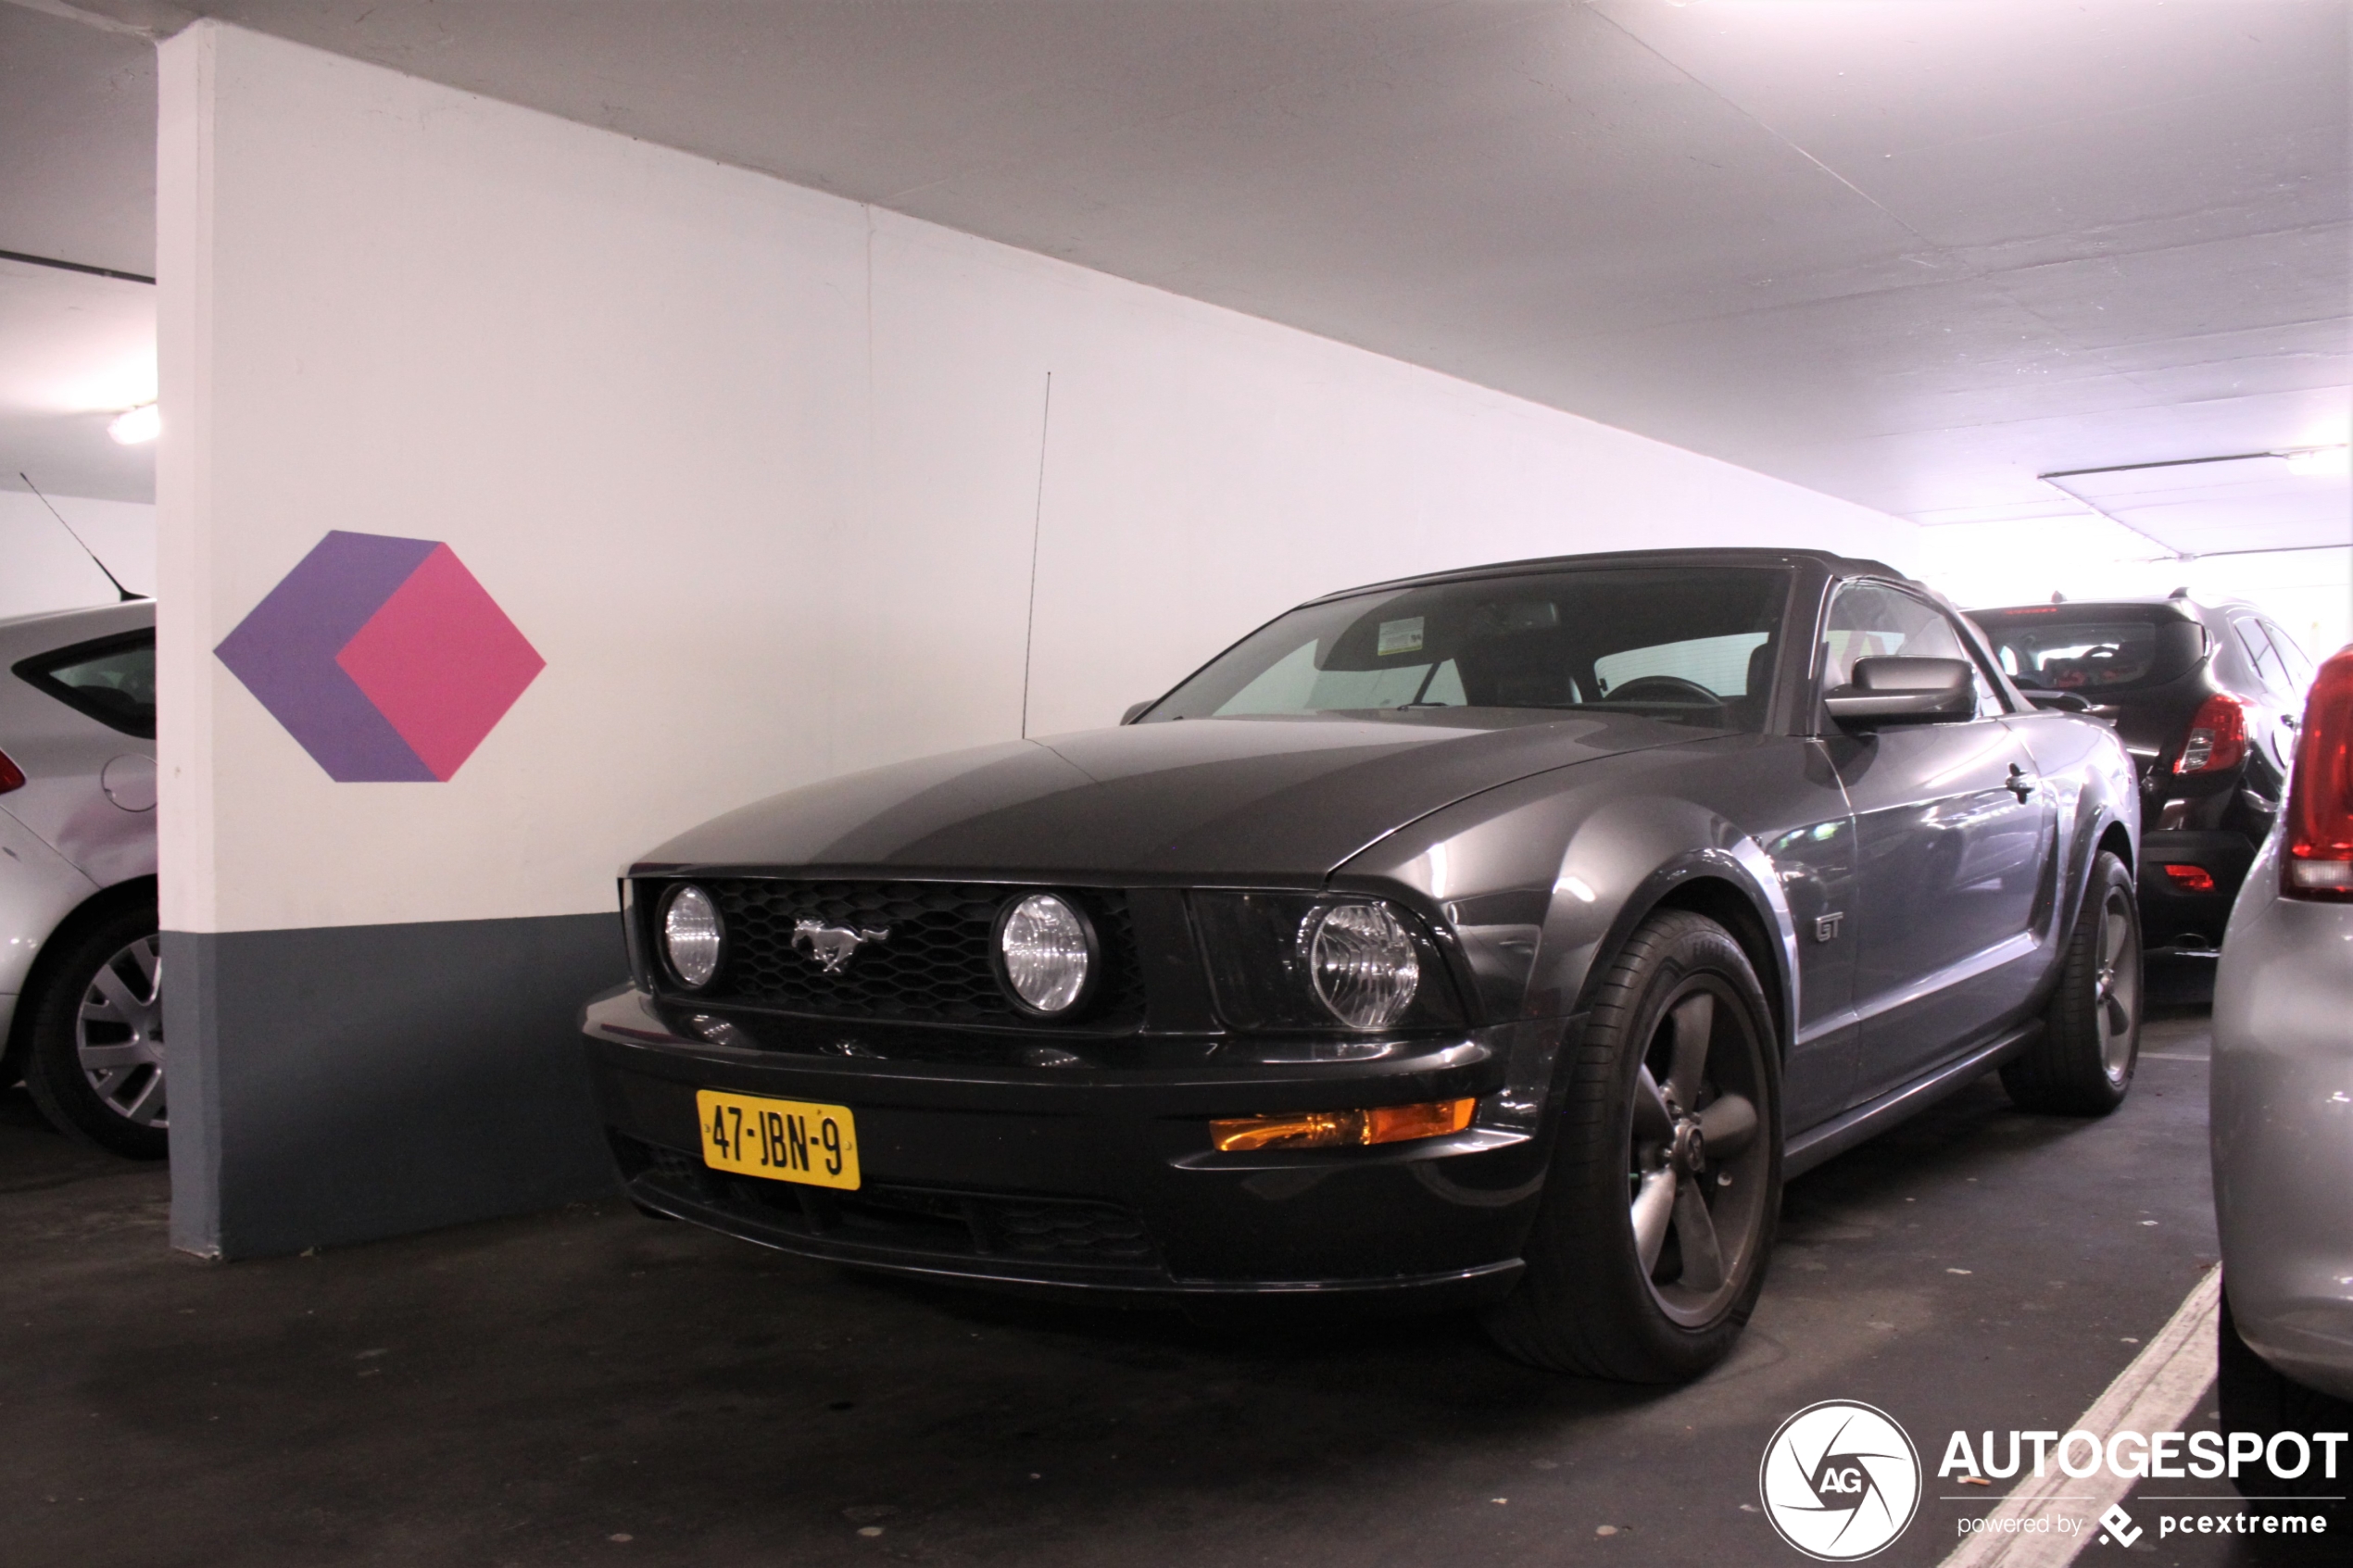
[
  {"x1": 6, "y1": 0, "x2": 2348, "y2": 560},
  {"x1": 0, "y1": 1, "x2": 157, "y2": 501}
]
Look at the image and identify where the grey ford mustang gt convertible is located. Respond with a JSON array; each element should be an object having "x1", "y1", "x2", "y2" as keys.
[{"x1": 583, "y1": 547, "x2": 2141, "y2": 1381}]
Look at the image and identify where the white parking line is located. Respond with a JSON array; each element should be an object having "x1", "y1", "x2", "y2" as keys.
[{"x1": 1937, "y1": 1267, "x2": 2222, "y2": 1568}]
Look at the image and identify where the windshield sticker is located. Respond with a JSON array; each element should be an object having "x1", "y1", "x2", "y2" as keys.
[{"x1": 1377, "y1": 617, "x2": 1426, "y2": 657}]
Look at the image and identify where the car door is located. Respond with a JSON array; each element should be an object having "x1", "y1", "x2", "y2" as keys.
[{"x1": 1819, "y1": 583, "x2": 2057, "y2": 1105}]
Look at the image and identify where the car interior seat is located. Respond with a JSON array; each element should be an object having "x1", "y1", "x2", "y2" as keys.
[
  {"x1": 1454, "y1": 624, "x2": 1581, "y2": 709},
  {"x1": 1724, "y1": 638, "x2": 1778, "y2": 729}
]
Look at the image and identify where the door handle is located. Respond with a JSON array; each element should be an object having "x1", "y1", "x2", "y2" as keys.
[{"x1": 2007, "y1": 763, "x2": 2037, "y2": 803}]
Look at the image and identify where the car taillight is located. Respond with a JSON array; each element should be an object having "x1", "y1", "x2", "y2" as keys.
[
  {"x1": 2174, "y1": 692, "x2": 2247, "y2": 774},
  {"x1": 2283, "y1": 646, "x2": 2353, "y2": 900},
  {"x1": 2162, "y1": 864, "x2": 2216, "y2": 892},
  {"x1": 0, "y1": 747, "x2": 22, "y2": 795}
]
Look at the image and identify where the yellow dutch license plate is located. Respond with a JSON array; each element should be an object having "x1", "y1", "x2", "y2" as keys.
[{"x1": 695, "y1": 1089, "x2": 861, "y2": 1191}]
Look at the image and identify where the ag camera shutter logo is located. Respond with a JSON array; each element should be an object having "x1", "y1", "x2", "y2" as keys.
[{"x1": 1759, "y1": 1400, "x2": 1922, "y2": 1560}]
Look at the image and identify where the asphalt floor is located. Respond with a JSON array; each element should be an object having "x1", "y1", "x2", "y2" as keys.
[{"x1": 0, "y1": 963, "x2": 2335, "y2": 1567}]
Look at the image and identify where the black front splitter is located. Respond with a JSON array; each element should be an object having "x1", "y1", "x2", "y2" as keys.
[{"x1": 623, "y1": 1166, "x2": 1525, "y2": 1308}]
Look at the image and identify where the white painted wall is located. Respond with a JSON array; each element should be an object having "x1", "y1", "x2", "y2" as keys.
[
  {"x1": 158, "y1": 21, "x2": 1924, "y2": 936},
  {"x1": 0, "y1": 489, "x2": 156, "y2": 617}
]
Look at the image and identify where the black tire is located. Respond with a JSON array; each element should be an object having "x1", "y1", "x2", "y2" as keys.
[
  {"x1": 2002, "y1": 850, "x2": 2140, "y2": 1115},
  {"x1": 22, "y1": 901, "x2": 168, "y2": 1160},
  {"x1": 2219, "y1": 1288, "x2": 2352, "y2": 1514},
  {"x1": 1482, "y1": 909, "x2": 1780, "y2": 1382}
]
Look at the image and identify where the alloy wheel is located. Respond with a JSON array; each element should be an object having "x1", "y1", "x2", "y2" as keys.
[
  {"x1": 2094, "y1": 888, "x2": 2140, "y2": 1083},
  {"x1": 1627, "y1": 981, "x2": 1770, "y2": 1327},
  {"x1": 75, "y1": 935, "x2": 166, "y2": 1128}
]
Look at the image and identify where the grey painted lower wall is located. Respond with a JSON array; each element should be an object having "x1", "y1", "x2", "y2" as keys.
[{"x1": 165, "y1": 913, "x2": 627, "y2": 1260}]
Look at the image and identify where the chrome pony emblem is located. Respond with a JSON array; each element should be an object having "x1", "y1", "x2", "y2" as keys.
[{"x1": 791, "y1": 919, "x2": 890, "y2": 974}]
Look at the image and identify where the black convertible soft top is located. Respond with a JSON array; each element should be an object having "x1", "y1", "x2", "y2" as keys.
[{"x1": 1306, "y1": 546, "x2": 1908, "y2": 608}]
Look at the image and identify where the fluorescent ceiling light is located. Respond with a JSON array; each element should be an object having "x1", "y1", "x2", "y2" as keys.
[
  {"x1": 2280, "y1": 445, "x2": 2351, "y2": 478},
  {"x1": 107, "y1": 403, "x2": 159, "y2": 445}
]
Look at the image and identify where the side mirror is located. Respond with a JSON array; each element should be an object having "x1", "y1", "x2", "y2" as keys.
[
  {"x1": 1825, "y1": 657, "x2": 1976, "y2": 728},
  {"x1": 2026, "y1": 690, "x2": 2092, "y2": 714},
  {"x1": 1121, "y1": 701, "x2": 1153, "y2": 725}
]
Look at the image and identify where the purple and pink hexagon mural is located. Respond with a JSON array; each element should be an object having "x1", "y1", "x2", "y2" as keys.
[{"x1": 214, "y1": 531, "x2": 545, "y2": 782}]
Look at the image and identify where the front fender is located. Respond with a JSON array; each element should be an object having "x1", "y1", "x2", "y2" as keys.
[{"x1": 1334, "y1": 746, "x2": 1802, "y2": 1053}]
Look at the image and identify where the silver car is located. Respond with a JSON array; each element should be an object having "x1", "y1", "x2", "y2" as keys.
[
  {"x1": 2211, "y1": 640, "x2": 2353, "y2": 1487},
  {"x1": 0, "y1": 601, "x2": 162, "y2": 1158}
]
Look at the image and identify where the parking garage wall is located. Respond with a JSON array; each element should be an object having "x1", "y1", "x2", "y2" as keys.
[
  {"x1": 155, "y1": 21, "x2": 1926, "y2": 1257},
  {"x1": 0, "y1": 491, "x2": 157, "y2": 617}
]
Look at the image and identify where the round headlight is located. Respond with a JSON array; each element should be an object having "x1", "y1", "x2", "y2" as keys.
[
  {"x1": 997, "y1": 893, "x2": 1095, "y2": 1016},
  {"x1": 661, "y1": 884, "x2": 724, "y2": 988},
  {"x1": 1306, "y1": 902, "x2": 1420, "y2": 1030}
]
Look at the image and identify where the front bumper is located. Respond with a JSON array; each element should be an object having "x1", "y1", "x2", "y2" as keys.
[
  {"x1": 582, "y1": 986, "x2": 1554, "y2": 1301},
  {"x1": 2138, "y1": 830, "x2": 2259, "y2": 950},
  {"x1": 2211, "y1": 835, "x2": 2353, "y2": 1403}
]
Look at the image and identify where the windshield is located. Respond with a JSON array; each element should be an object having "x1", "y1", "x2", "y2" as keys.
[
  {"x1": 1971, "y1": 610, "x2": 2206, "y2": 694},
  {"x1": 1140, "y1": 567, "x2": 1790, "y2": 732}
]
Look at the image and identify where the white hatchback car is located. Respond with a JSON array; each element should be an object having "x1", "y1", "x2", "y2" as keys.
[{"x1": 0, "y1": 600, "x2": 161, "y2": 1158}]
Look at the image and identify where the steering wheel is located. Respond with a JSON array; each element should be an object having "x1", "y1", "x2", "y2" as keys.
[{"x1": 1605, "y1": 675, "x2": 1724, "y2": 707}]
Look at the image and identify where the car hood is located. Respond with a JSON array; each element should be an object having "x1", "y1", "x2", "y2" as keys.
[{"x1": 640, "y1": 711, "x2": 1728, "y2": 882}]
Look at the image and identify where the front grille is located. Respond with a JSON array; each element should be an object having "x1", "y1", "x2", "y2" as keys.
[
  {"x1": 667, "y1": 880, "x2": 1146, "y2": 1029},
  {"x1": 616, "y1": 1135, "x2": 1159, "y2": 1271}
]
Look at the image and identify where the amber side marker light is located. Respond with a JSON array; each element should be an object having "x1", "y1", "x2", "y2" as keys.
[
  {"x1": 2284, "y1": 646, "x2": 2353, "y2": 900},
  {"x1": 1209, "y1": 1098, "x2": 1476, "y2": 1153}
]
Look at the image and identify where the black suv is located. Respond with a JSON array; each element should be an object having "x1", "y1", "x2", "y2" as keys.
[{"x1": 1971, "y1": 594, "x2": 2315, "y2": 953}]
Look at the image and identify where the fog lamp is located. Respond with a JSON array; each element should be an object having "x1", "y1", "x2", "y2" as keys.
[
  {"x1": 2161, "y1": 864, "x2": 2216, "y2": 892},
  {"x1": 997, "y1": 892, "x2": 1095, "y2": 1015},
  {"x1": 1209, "y1": 1098, "x2": 1475, "y2": 1152},
  {"x1": 661, "y1": 884, "x2": 724, "y2": 988}
]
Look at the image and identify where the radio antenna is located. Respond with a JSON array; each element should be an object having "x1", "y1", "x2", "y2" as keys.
[{"x1": 18, "y1": 472, "x2": 142, "y2": 602}]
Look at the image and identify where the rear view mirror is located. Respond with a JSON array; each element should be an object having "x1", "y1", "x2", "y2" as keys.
[
  {"x1": 1121, "y1": 701, "x2": 1153, "y2": 725},
  {"x1": 1825, "y1": 657, "x2": 1976, "y2": 728}
]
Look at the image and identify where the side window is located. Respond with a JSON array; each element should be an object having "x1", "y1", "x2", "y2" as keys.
[
  {"x1": 2261, "y1": 620, "x2": 2313, "y2": 693},
  {"x1": 2234, "y1": 619, "x2": 2293, "y2": 698},
  {"x1": 1954, "y1": 626, "x2": 2009, "y2": 719},
  {"x1": 1822, "y1": 583, "x2": 2002, "y2": 717},
  {"x1": 12, "y1": 631, "x2": 156, "y2": 739}
]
